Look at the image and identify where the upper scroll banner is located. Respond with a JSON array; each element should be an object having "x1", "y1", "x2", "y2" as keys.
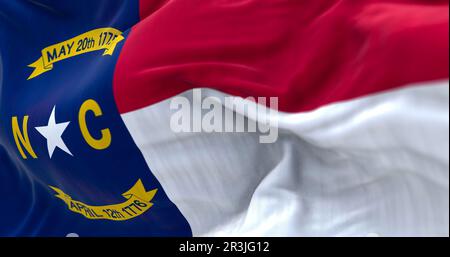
[{"x1": 27, "y1": 27, "x2": 124, "y2": 80}]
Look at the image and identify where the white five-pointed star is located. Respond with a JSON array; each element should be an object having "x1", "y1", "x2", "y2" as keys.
[{"x1": 35, "y1": 106, "x2": 73, "y2": 158}]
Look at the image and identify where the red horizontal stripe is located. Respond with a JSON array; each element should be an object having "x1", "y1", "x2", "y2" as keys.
[{"x1": 114, "y1": 0, "x2": 449, "y2": 114}]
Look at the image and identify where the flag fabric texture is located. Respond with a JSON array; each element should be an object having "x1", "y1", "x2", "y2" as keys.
[{"x1": 0, "y1": 0, "x2": 448, "y2": 236}]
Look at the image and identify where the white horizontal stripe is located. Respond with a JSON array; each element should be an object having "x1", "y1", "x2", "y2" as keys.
[{"x1": 121, "y1": 81, "x2": 449, "y2": 236}]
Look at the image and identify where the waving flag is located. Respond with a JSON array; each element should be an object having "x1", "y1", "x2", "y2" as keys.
[{"x1": 0, "y1": 0, "x2": 448, "y2": 236}]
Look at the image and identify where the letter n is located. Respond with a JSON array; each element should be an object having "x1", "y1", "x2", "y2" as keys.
[{"x1": 12, "y1": 116, "x2": 37, "y2": 159}]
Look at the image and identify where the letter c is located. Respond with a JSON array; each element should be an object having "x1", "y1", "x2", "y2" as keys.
[{"x1": 79, "y1": 99, "x2": 111, "y2": 150}]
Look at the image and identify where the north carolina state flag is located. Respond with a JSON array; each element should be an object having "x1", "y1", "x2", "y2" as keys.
[{"x1": 0, "y1": 0, "x2": 448, "y2": 236}]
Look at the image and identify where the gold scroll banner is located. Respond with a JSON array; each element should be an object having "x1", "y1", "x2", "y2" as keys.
[
  {"x1": 49, "y1": 179, "x2": 157, "y2": 221},
  {"x1": 28, "y1": 27, "x2": 124, "y2": 80}
]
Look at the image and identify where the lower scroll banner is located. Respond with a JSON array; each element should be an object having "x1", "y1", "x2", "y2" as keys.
[{"x1": 49, "y1": 179, "x2": 157, "y2": 221}]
